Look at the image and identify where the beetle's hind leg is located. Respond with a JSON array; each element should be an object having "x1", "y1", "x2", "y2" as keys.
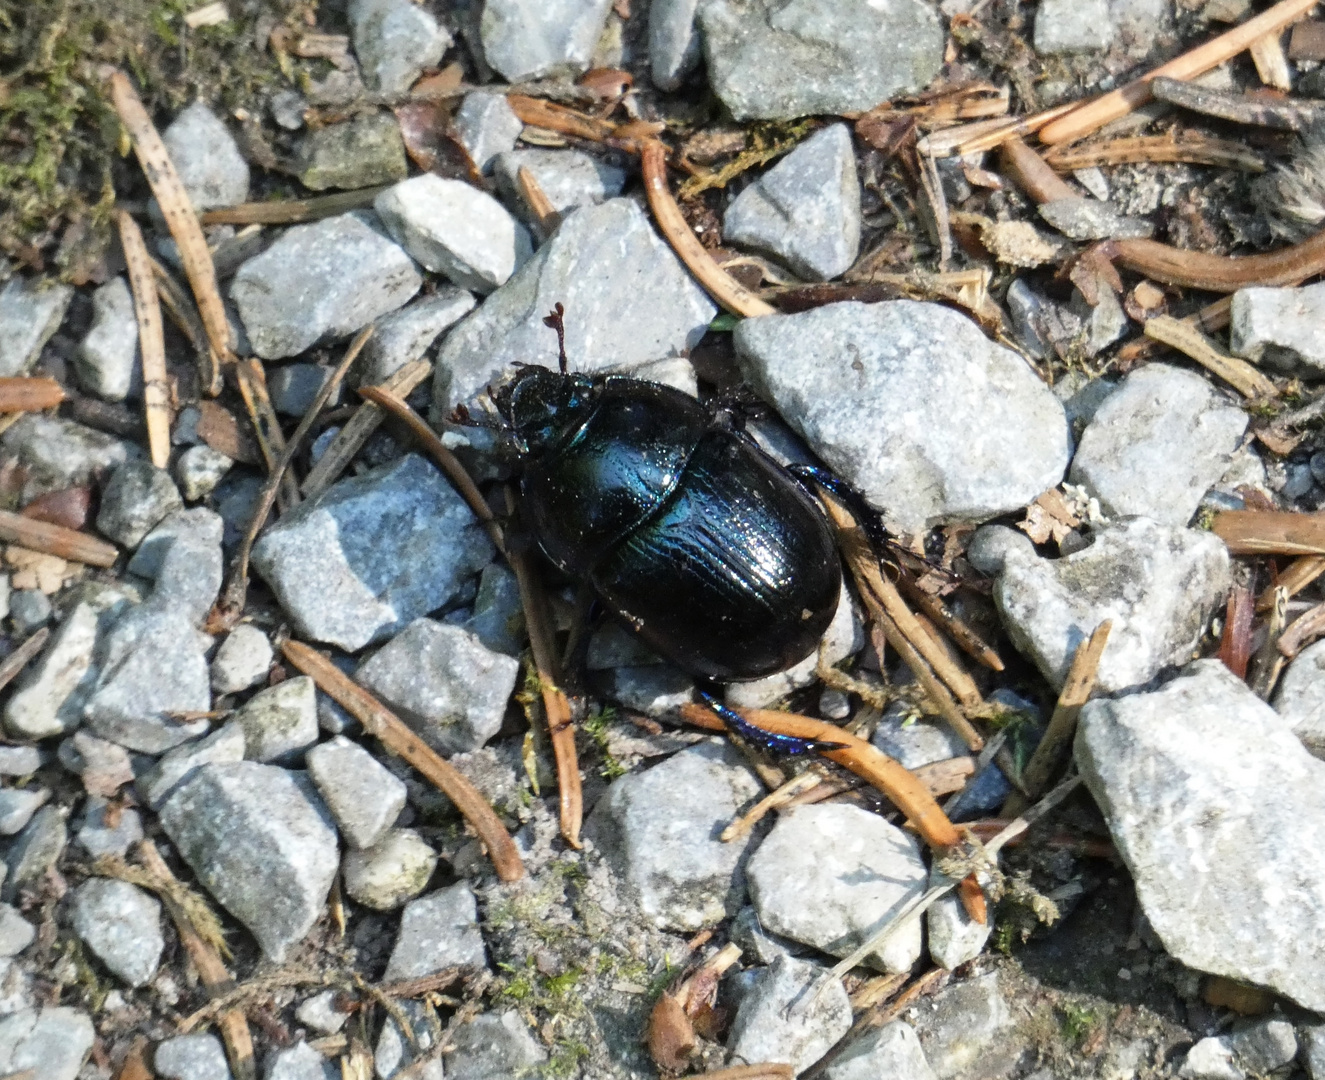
[{"x1": 699, "y1": 691, "x2": 846, "y2": 756}]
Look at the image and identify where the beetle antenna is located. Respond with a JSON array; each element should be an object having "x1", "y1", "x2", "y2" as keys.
[{"x1": 542, "y1": 302, "x2": 568, "y2": 375}]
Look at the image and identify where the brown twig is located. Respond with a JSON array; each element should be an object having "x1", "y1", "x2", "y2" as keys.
[
  {"x1": 301, "y1": 360, "x2": 432, "y2": 500},
  {"x1": 233, "y1": 358, "x2": 300, "y2": 509},
  {"x1": 894, "y1": 568, "x2": 1004, "y2": 672},
  {"x1": 0, "y1": 378, "x2": 63, "y2": 413},
  {"x1": 200, "y1": 186, "x2": 392, "y2": 226},
  {"x1": 720, "y1": 768, "x2": 826, "y2": 843},
  {"x1": 116, "y1": 212, "x2": 172, "y2": 467},
  {"x1": 1142, "y1": 316, "x2": 1280, "y2": 399},
  {"x1": 506, "y1": 94, "x2": 617, "y2": 142},
  {"x1": 107, "y1": 71, "x2": 231, "y2": 376},
  {"x1": 1213, "y1": 510, "x2": 1325, "y2": 554},
  {"x1": 639, "y1": 140, "x2": 777, "y2": 318},
  {"x1": 1279, "y1": 600, "x2": 1325, "y2": 659},
  {"x1": 1116, "y1": 294, "x2": 1234, "y2": 366},
  {"x1": 0, "y1": 510, "x2": 118, "y2": 566},
  {"x1": 998, "y1": 136, "x2": 1077, "y2": 204},
  {"x1": 0, "y1": 627, "x2": 50, "y2": 693},
  {"x1": 1042, "y1": 133, "x2": 1266, "y2": 173},
  {"x1": 1002, "y1": 621, "x2": 1111, "y2": 817},
  {"x1": 1219, "y1": 585, "x2": 1256, "y2": 677},
  {"x1": 1259, "y1": 555, "x2": 1325, "y2": 611},
  {"x1": 1114, "y1": 229, "x2": 1325, "y2": 292},
  {"x1": 1038, "y1": 0, "x2": 1322, "y2": 144},
  {"x1": 211, "y1": 329, "x2": 372, "y2": 631},
  {"x1": 516, "y1": 165, "x2": 562, "y2": 237},
  {"x1": 282, "y1": 640, "x2": 524, "y2": 881},
  {"x1": 694, "y1": 1067, "x2": 793, "y2": 1080}
]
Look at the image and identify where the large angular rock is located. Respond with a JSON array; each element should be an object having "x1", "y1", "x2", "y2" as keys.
[
  {"x1": 0, "y1": 277, "x2": 73, "y2": 377},
  {"x1": 231, "y1": 213, "x2": 421, "y2": 360},
  {"x1": 136, "y1": 721, "x2": 246, "y2": 811},
  {"x1": 0, "y1": 415, "x2": 136, "y2": 503},
  {"x1": 383, "y1": 882, "x2": 486, "y2": 980},
  {"x1": 733, "y1": 301, "x2": 1070, "y2": 534},
  {"x1": 586, "y1": 738, "x2": 762, "y2": 930},
  {"x1": 0, "y1": 1007, "x2": 95, "y2": 1080},
  {"x1": 267, "y1": 1041, "x2": 337, "y2": 1080},
  {"x1": 306, "y1": 735, "x2": 406, "y2": 849},
  {"x1": 159, "y1": 762, "x2": 340, "y2": 961},
  {"x1": 161, "y1": 102, "x2": 249, "y2": 211},
  {"x1": 905, "y1": 972, "x2": 1018, "y2": 1080},
  {"x1": 451, "y1": 92, "x2": 523, "y2": 175},
  {"x1": 357, "y1": 289, "x2": 475, "y2": 388},
  {"x1": 746, "y1": 803, "x2": 927, "y2": 972},
  {"x1": 1274, "y1": 637, "x2": 1325, "y2": 758},
  {"x1": 252, "y1": 454, "x2": 495, "y2": 651},
  {"x1": 4, "y1": 602, "x2": 106, "y2": 740},
  {"x1": 232, "y1": 677, "x2": 318, "y2": 763},
  {"x1": 210, "y1": 625, "x2": 273, "y2": 695},
  {"x1": 1077, "y1": 660, "x2": 1325, "y2": 1010},
  {"x1": 723, "y1": 124, "x2": 861, "y2": 281},
  {"x1": 727, "y1": 955, "x2": 852, "y2": 1074},
  {"x1": 1034, "y1": 0, "x2": 1114, "y2": 53},
  {"x1": 127, "y1": 509, "x2": 224, "y2": 627},
  {"x1": 3, "y1": 805, "x2": 66, "y2": 903},
  {"x1": 341, "y1": 828, "x2": 437, "y2": 910},
  {"x1": 1069, "y1": 364, "x2": 1248, "y2": 526},
  {"x1": 1230, "y1": 282, "x2": 1325, "y2": 377},
  {"x1": 348, "y1": 0, "x2": 451, "y2": 95},
  {"x1": 698, "y1": 0, "x2": 944, "y2": 120},
  {"x1": 69, "y1": 878, "x2": 163, "y2": 988},
  {"x1": 96, "y1": 462, "x2": 183, "y2": 549},
  {"x1": 650, "y1": 0, "x2": 702, "y2": 89},
  {"x1": 825, "y1": 1022, "x2": 937, "y2": 1080},
  {"x1": 479, "y1": 0, "x2": 614, "y2": 81},
  {"x1": 993, "y1": 517, "x2": 1230, "y2": 694},
  {"x1": 295, "y1": 113, "x2": 409, "y2": 192},
  {"x1": 433, "y1": 199, "x2": 715, "y2": 416},
  {"x1": 76, "y1": 278, "x2": 139, "y2": 401},
  {"x1": 355, "y1": 620, "x2": 519, "y2": 756},
  {"x1": 375, "y1": 176, "x2": 530, "y2": 295},
  {"x1": 443, "y1": 1012, "x2": 546, "y2": 1078},
  {"x1": 154, "y1": 1035, "x2": 231, "y2": 1080}
]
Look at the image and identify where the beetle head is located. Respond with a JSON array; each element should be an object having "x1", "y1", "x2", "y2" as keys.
[{"x1": 493, "y1": 365, "x2": 596, "y2": 456}]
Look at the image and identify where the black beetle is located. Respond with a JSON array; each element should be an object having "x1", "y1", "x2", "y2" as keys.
[{"x1": 485, "y1": 305, "x2": 843, "y2": 685}]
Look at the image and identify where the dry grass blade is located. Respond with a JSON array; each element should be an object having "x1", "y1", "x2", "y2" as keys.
[
  {"x1": 150, "y1": 255, "x2": 221, "y2": 396},
  {"x1": 1258, "y1": 555, "x2": 1325, "y2": 610},
  {"x1": 200, "y1": 186, "x2": 392, "y2": 226},
  {"x1": 639, "y1": 141, "x2": 777, "y2": 318},
  {"x1": 0, "y1": 509, "x2": 117, "y2": 567},
  {"x1": 0, "y1": 378, "x2": 64, "y2": 413},
  {"x1": 1213, "y1": 510, "x2": 1325, "y2": 554},
  {"x1": 117, "y1": 211, "x2": 172, "y2": 466},
  {"x1": 1043, "y1": 133, "x2": 1266, "y2": 172},
  {"x1": 1038, "y1": 0, "x2": 1322, "y2": 144},
  {"x1": 1115, "y1": 229, "x2": 1325, "y2": 292},
  {"x1": 301, "y1": 360, "x2": 432, "y2": 499},
  {"x1": 234, "y1": 358, "x2": 300, "y2": 509},
  {"x1": 212, "y1": 328, "x2": 372, "y2": 631},
  {"x1": 282, "y1": 640, "x2": 524, "y2": 881},
  {"x1": 1142, "y1": 316, "x2": 1279, "y2": 399},
  {"x1": 917, "y1": 101, "x2": 1079, "y2": 158},
  {"x1": 0, "y1": 627, "x2": 50, "y2": 693},
  {"x1": 107, "y1": 71, "x2": 231, "y2": 373},
  {"x1": 894, "y1": 568, "x2": 1004, "y2": 671},
  {"x1": 721, "y1": 768, "x2": 824, "y2": 842},
  {"x1": 1219, "y1": 585, "x2": 1255, "y2": 677},
  {"x1": 1116, "y1": 294, "x2": 1234, "y2": 366},
  {"x1": 1002, "y1": 620, "x2": 1111, "y2": 817}
]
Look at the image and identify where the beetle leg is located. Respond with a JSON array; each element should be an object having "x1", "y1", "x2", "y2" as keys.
[{"x1": 699, "y1": 691, "x2": 847, "y2": 756}]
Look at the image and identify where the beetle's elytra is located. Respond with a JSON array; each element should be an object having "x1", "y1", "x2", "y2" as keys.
[{"x1": 491, "y1": 306, "x2": 842, "y2": 683}]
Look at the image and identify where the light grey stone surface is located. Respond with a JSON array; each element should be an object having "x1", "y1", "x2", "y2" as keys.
[
  {"x1": 0, "y1": 415, "x2": 136, "y2": 503},
  {"x1": 728, "y1": 955, "x2": 851, "y2": 1074},
  {"x1": 357, "y1": 289, "x2": 475, "y2": 387},
  {"x1": 0, "y1": 1007, "x2": 94, "y2": 1080},
  {"x1": 872, "y1": 708, "x2": 969, "y2": 770},
  {"x1": 994, "y1": 517, "x2": 1230, "y2": 693},
  {"x1": 136, "y1": 722, "x2": 247, "y2": 811},
  {"x1": 1179, "y1": 1019, "x2": 1298, "y2": 1079},
  {"x1": 1179, "y1": 1037, "x2": 1242, "y2": 1080},
  {"x1": 1275, "y1": 637, "x2": 1325, "y2": 757},
  {"x1": 96, "y1": 462, "x2": 183, "y2": 549},
  {"x1": 491, "y1": 149, "x2": 627, "y2": 224},
  {"x1": 723, "y1": 124, "x2": 861, "y2": 281},
  {"x1": 348, "y1": 0, "x2": 450, "y2": 94},
  {"x1": 1, "y1": 589, "x2": 35, "y2": 636},
  {"x1": 129, "y1": 506, "x2": 223, "y2": 580},
  {"x1": 233, "y1": 677, "x2": 318, "y2": 764},
  {"x1": 825, "y1": 1021, "x2": 937, "y2": 1080},
  {"x1": 155, "y1": 1034, "x2": 232, "y2": 1080},
  {"x1": 698, "y1": 0, "x2": 944, "y2": 120},
  {"x1": 355, "y1": 619, "x2": 518, "y2": 755},
  {"x1": 268, "y1": 364, "x2": 337, "y2": 418},
  {"x1": 434, "y1": 199, "x2": 716, "y2": 416},
  {"x1": 375, "y1": 175, "x2": 530, "y2": 294},
  {"x1": 62, "y1": 729, "x2": 133, "y2": 797},
  {"x1": 76, "y1": 278, "x2": 139, "y2": 401},
  {"x1": 1231, "y1": 281, "x2": 1325, "y2": 376},
  {"x1": 295, "y1": 113, "x2": 408, "y2": 192},
  {"x1": 159, "y1": 762, "x2": 340, "y2": 961},
  {"x1": 587, "y1": 738, "x2": 762, "y2": 930},
  {"x1": 1069, "y1": 364, "x2": 1248, "y2": 526},
  {"x1": 306, "y1": 735, "x2": 406, "y2": 849},
  {"x1": 127, "y1": 508, "x2": 224, "y2": 626},
  {"x1": 161, "y1": 102, "x2": 249, "y2": 211},
  {"x1": 75, "y1": 795, "x2": 143, "y2": 858},
  {"x1": 342, "y1": 828, "x2": 438, "y2": 910},
  {"x1": 69, "y1": 878, "x2": 163, "y2": 987},
  {"x1": 0, "y1": 748, "x2": 42, "y2": 778},
  {"x1": 1302, "y1": 1025, "x2": 1325, "y2": 1080},
  {"x1": 0, "y1": 907, "x2": 33, "y2": 958},
  {"x1": 927, "y1": 867, "x2": 992, "y2": 970},
  {"x1": 461, "y1": 562, "x2": 524, "y2": 656},
  {"x1": 596, "y1": 664, "x2": 695, "y2": 717},
  {"x1": 211, "y1": 625, "x2": 273, "y2": 695},
  {"x1": 374, "y1": 1000, "x2": 444, "y2": 1080},
  {"x1": 0, "y1": 789, "x2": 46, "y2": 837},
  {"x1": 479, "y1": 0, "x2": 614, "y2": 81},
  {"x1": 443, "y1": 1011, "x2": 547, "y2": 1079},
  {"x1": 266, "y1": 1040, "x2": 337, "y2": 1080},
  {"x1": 1039, "y1": 197, "x2": 1154, "y2": 241},
  {"x1": 905, "y1": 972, "x2": 1017, "y2": 1080},
  {"x1": 1034, "y1": 0, "x2": 1114, "y2": 52},
  {"x1": 734, "y1": 301, "x2": 1069, "y2": 534},
  {"x1": 2, "y1": 805, "x2": 65, "y2": 903},
  {"x1": 0, "y1": 278, "x2": 72, "y2": 377},
  {"x1": 1077, "y1": 660, "x2": 1325, "y2": 1010},
  {"x1": 747, "y1": 802, "x2": 927, "y2": 972},
  {"x1": 452, "y1": 92, "x2": 522, "y2": 175},
  {"x1": 383, "y1": 882, "x2": 486, "y2": 980},
  {"x1": 252, "y1": 454, "x2": 495, "y2": 651},
  {"x1": 231, "y1": 213, "x2": 421, "y2": 360},
  {"x1": 176, "y1": 445, "x2": 234, "y2": 501},
  {"x1": 650, "y1": 0, "x2": 701, "y2": 89},
  {"x1": 295, "y1": 990, "x2": 352, "y2": 1035}
]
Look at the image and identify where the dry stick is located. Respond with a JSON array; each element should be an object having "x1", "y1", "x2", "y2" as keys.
[
  {"x1": 1042, "y1": 133, "x2": 1265, "y2": 172},
  {"x1": 917, "y1": 101, "x2": 1080, "y2": 158},
  {"x1": 1001, "y1": 620, "x2": 1111, "y2": 818},
  {"x1": 506, "y1": 94, "x2": 618, "y2": 141},
  {"x1": 301, "y1": 360, "x2": 432, "y2": 499},
  {"x1": 917, "y1": 151, "x2": 952, "y2": 270},
  {"x1": 720, "y1": 769, "x2": 825, "y2": 842},
  {"x1": 639, "y1": 141, "x2": 777, "y2": 318},
  {"x1": 1115, "y1": 228, "x2": 1325, "y2": 292},
  {"x1": 234, "y1": 358, "x2": 300, "y2": 509},
  {"x1": 1142, "y1": 316, "x2": 1280, "y2": 399},
  {"x1": 200, "y1": 185, "x2": 392, "y2": 226},
  {"x1": 1250, "y1": 28, "x2": 1293, "y2": 89},
  {"x1": 1150, "y1": 75, "x2": 1323, "y2": 130},
  {"x1": 1116, "y1": 294, "x2": 1235, "y2": 365},
  {"x1": 1213, "y1": 509, "x2": 1325, "y2": 554},
  {"x1": 894, "y1": 569, "x2": 1004, "y2": 671},
  {"x1": 135, "y1": 840, "x2": 256, "y2": 1080},
  {"x1": 0, "y1": 509, "x2": 117, "y2": 567},
  {"x1": 212, "y1": 329, "x2": 372, "y2": 629},
  {"x1": 150, "y1": 255, "x2": 220, "y2": 395},
  {"x1": 108, "y1": 71, "x2": 229, "y2": 389},
  {"x1": 0, "y1": 378, "x2": 63, "y2": 413},
  {"x1": 999, "y1": 136, "x2": 1077, "y2": 204},
  {"x1": 1260, "y1": 556, "x2": 1325, "y2": 611},
  {"x1": 1277, "y1": 599, "x2": 1325, "y2": 658},
  {"x1": 0, "y1": 627, "x2": 50, "y2": 694},
  {"x1": 1250, "y1": 586, "x2": 1289, "y2": 698},
  {"x1": 516, "y1": 165, "x2": 562, "y2": 236},
  {"x1": 1038, "y1": 0, "x2": 1322, "y2": 145},
  {"x1": 116, "y1": 212, "x2": 172, "y2": 467},
  {"x1": 283, "y1": 640, "x2": 524, "y2": 881}
]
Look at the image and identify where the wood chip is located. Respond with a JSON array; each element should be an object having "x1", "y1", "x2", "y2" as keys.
[
  {"x1": 1249, "y1": 29, "x2": 1293, "y2": 89},
  {"x1": 0, "y1": 378, "x2": 63, "y2": 413},
  {"x1": 196, "y1": 400, "x2": 261, "y2": 465},
  {"x1": 0, "y1": 510, "x2": 117, "y2": 567},
  {"x1": 1213, "y1": 509, "x2": 1325, "y2": 554}
]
